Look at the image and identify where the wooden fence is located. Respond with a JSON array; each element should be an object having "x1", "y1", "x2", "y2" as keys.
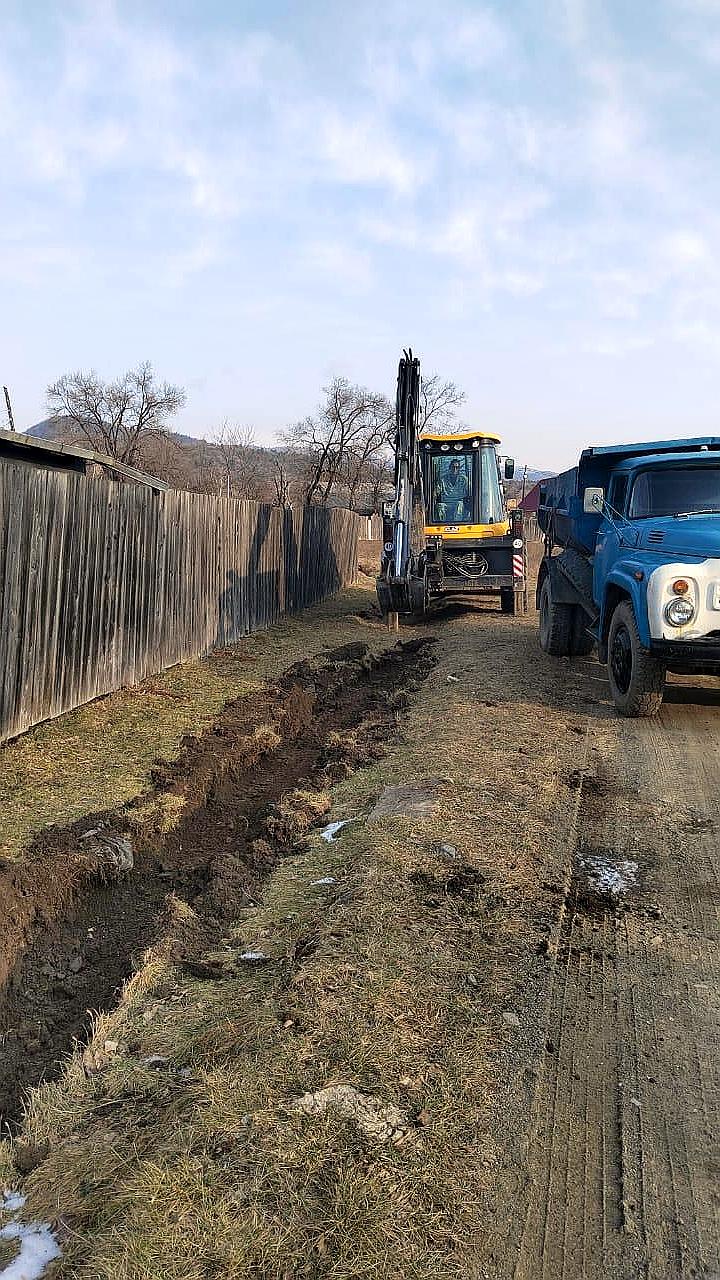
[{"x1": 0, "y1": 460, "x2": 361, "y2": 742}]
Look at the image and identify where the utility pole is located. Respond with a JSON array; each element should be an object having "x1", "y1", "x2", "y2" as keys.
[
  {"x1": 520, "y1": 464, "x2": 528, "y2": 503},
  {"x1": 3, "y1": 386, "x2": 15, "y2": 432}
]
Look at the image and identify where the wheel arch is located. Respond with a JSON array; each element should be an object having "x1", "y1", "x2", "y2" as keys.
[{"x1": 600, "y1": 573, "x2": 650, "y2": 660}]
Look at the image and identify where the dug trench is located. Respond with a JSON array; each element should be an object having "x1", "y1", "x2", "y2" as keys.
[{"x1": 0, "y1": 636, "x2": 437, "y2": 1132}]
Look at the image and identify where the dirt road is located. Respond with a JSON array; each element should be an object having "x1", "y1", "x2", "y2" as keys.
[{"x1": 492, "y1": 660, "x2": 720, "y2": 1280}]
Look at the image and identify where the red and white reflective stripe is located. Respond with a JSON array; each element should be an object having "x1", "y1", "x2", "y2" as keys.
[{"x1": 512, "y1": 554, "x2": 524, "y2": 579}]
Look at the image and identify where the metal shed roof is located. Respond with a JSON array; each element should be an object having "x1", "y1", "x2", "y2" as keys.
[{"x1": 0, "y1": 428, "x2": 169, "y2": 491}]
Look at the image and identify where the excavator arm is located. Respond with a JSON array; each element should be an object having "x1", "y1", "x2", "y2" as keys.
[{"x1": 377, "y1": 349, "x2": 428, "y2": 617}]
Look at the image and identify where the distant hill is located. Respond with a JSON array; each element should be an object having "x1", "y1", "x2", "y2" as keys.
[
  {"x1": 25, "y1": 419, "x2": 213, "y2": 451},
  {"x1": 26, "y1": 418, "x2": 66, "y2": 440}
]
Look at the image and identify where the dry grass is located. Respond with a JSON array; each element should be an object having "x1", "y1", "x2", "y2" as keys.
[
  {"x1": 0, "y1": 583, "x2": 380, "y2": 862},
  {"x1": 0, "y1": 591, "x2": 594, "y2": 1278}
]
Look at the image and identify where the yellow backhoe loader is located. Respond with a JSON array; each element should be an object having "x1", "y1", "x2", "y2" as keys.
[{"x1": 377, "y1": 349, "x2": 527, "y2": 619}]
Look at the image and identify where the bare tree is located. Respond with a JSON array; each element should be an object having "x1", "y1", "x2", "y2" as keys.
[
  {"x1": 418, "y1": 373, "x2": 466, "y2": 434},
  {"x1": 283, "y1": 378, "x2": 393, "y2": 507},
  {"x1": 47, "y1": 362, "x2": 185, "y2": 467},
  {"x1": 362, "y1": 454, "x2": 394, "y2": 511},
  {"x1": 211, "y1": 422, "x2": 263, "y2": 499},
  {"x1": 272, "y1": 454, "x2": 292, "y2": 506}
]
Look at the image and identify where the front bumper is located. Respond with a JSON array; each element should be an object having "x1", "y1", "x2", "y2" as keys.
[
  {"x1": 429, "y1": 573, "x2": 517, "y2": 595},
  {"x1": 650, "y1": 637, "x2": 720, "y2": 670}
]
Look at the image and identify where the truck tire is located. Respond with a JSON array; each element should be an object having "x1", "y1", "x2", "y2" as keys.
[
  {"x1": 607, "y1": 601, "x2": 665, "y2": 717},
  {"x1": 500, "y1": 588, "x2": 515, "y2": 615},
  {"x1": 538, "y1": 578, "x2": 573, "y2": 656},
  {"x1": 572, "y1": 609, "x2": 595, "y2": 657}
]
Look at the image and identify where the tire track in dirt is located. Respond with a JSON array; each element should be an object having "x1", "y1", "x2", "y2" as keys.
[{"x1": 510, "y1": 680, "x2": 720, "y2": 1280}]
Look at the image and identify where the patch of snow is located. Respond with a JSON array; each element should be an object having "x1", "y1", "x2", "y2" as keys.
[
  {"x1": 320, "y1": 819, "x2": 354, "y2": 843},
  {"x1": 1, "y1": 1196, "x2": 25, "y2": 1215},
  {"x1": 292, "y1": 1084, "x2": 406, "y2": 1143},
  {"x1": 311, "y1": 876, "x2": 337, "y2": 886},
  {"x1": 1, "y1": 1194, "x2": 61, "y2": 1280},
  {"x1": 238, "y1": 951, "x2": 268, "y2": 962},
  {"x1": 580, "y1": 853, "x2": 639, "y2": 897}
]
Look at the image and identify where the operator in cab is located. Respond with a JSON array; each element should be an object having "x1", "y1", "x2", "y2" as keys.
[{"x1": 435, "y1": 458, "x2": 470, "y2": 521}]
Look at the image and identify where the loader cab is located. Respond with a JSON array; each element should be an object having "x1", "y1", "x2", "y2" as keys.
[{"x1": 420, "y1": 431, "x2": 510, "y2": 538}]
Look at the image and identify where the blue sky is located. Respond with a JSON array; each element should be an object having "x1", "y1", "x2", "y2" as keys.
[{"x1": 2, "y1": 0, "x2": 720, "y2": 469}]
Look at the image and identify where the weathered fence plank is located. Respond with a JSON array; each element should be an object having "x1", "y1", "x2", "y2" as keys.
[{"x1": 0, "y1": 462, "x2": 361, "y2": 742}]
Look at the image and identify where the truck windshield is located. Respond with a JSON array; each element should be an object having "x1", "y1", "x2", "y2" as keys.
[{"x1": 628, "y1": 466, "x2": 720, "y2": 518}]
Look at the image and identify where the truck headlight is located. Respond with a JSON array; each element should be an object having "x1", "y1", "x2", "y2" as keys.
[{"x1": 665, "y1": 597, "x2": 695, "y2": 627}]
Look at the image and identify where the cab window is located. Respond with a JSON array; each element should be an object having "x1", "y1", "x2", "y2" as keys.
[
  {"x1": 430, "y1": 455, "x2": 472, "y2": 524},
  {"x1": 608, "y1": 474, "x2": 629, "y2": 515},
  {"x1": 479, "y1": 446, "x2": 504, "y2": 524}
]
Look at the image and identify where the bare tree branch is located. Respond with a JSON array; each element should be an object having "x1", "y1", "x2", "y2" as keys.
[
  {"x1": 418, "y1": 374, "x2": 466, "y2": 434},
  {"x1": 209, "y1": 422, "x2": 262, "y2": 498},
  {"x1": 282, "y1": 377, "x2": 393, "y2": 507},
  {"x1": 46, "y1": 362, "x2": 185, "y2": 466},
  {"x1": 272, "y1": 454, "x2": 292, "y2": 507}
]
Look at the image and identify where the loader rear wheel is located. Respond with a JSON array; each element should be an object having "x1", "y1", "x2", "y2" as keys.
[{"x1": 607, "y1": 601, "x2": 665, "y2": 718}]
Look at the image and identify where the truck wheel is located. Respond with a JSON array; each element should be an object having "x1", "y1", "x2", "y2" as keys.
[
  {"x1": 538, "y1": 578, "x2": 573, "y2": 656},
  {"x1": 500, "y1": 588, "x2": 515, "y2": 615},
  {"x1": 607, "y1": 601, "x2": 665, "y2": 717},
  {"x1": 571, "y1": 609, "x2": 595, "y2": 657}
]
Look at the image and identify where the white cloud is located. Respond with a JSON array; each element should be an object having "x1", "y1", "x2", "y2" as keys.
[
  {"x1": 674, "y1": 0, "x2": 720, "y2": 12},
  {"x1": 315, "y1": 110, "x2": 427, "y2": 193},
  {"x1": 661, "y1": 230, "x2": 711, "y2": 267},
  {"x1": 500, "y1": 270, "x2": 545, "y2": 297},
  {"x1": 444, "y1": 10, "x2": 509, "y2": 69},
  {"x1": 302, "y1": 240, "x2": 375, "y2": 292},
  {"x1": 582, "y1": 333, "x2": 655, "y2": 357},
  {"x1": 560, "y1": 0, "x2": 590, "y2": 46}
]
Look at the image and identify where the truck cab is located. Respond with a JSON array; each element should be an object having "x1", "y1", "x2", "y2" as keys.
[{"x1": 537, "y1": 438, "x2": 720, "y2": 716}]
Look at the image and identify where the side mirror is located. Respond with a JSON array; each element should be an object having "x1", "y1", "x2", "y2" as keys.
[
  {"x1": 584, "y1": 486, "x2": 605, "y2": 514},
  {"x1": 504, "y1": 458, "x2": 515, "y2": 480}
]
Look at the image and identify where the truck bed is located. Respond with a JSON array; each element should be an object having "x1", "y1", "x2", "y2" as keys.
[{"x1": 536, "y1": 466, "x2": 599, "y2": 554}]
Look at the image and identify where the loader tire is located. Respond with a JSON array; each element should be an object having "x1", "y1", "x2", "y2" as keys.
[
  {"x1": 607, "y1": 601, "x2": 665, "y2": 718},
  {"x1": 538, "y1": 578, "x2": 573, "y2": 656}
]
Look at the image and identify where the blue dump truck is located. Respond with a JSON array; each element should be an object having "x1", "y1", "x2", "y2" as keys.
[{"x1": 536, "y1": 438, "x2": 720, "y2": 716}]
